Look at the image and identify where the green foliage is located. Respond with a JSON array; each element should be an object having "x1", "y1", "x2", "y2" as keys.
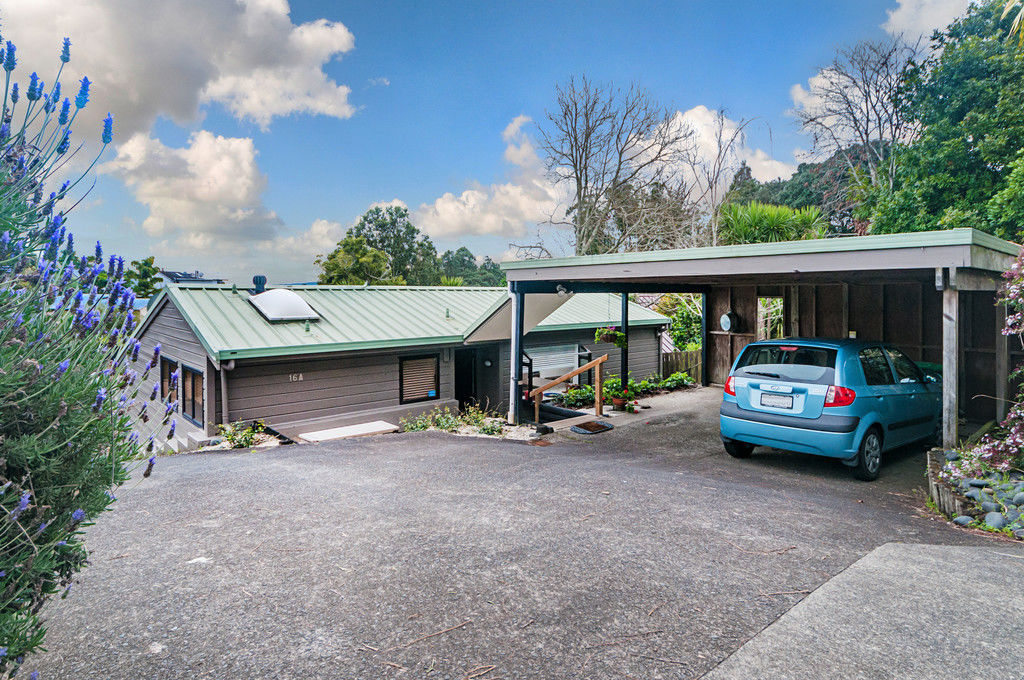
[
  {"x1": 399, "y1": 405, "x2": 506, "y2": 436},
  {"x1": 863, "y1": 2, "x2": 1024, "y2": 239},
  {"x1": 217, "y1": 421, "x2": 266, "y2": 448},
  {"x1": 440, "y1": 247, "x2": 506, "y2": 286},
  {"x1": 660, "y1": 371, "x2": 694, "y2": 390},
  {"x1": 124, "y1": 256, "x2": 161, "y2": 299},
  {"x1": 719, "y1": 202, "x2": 828, "y2": 245},
  {"x1": 656, "y1": 294, "x2": 703, "y2": 350},
  {"x1": 316, "y1": 236, "x2": 406, "y2": 285},
  {"x1": 439, "y1": 275, "x2": 464, "y2": 286},
  {"x1": 551, "y1": 384, "x2": 596, "y2": 409},
  {"x1": 351, "y1": 205, "x2": 441, "y2": 285}
]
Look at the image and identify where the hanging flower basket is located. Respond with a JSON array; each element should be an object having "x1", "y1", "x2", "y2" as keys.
[{"x1": 595, "y1": 326, "x2": 628, "y2": 349}]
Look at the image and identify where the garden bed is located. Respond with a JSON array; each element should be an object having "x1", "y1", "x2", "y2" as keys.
[{"x1": 927, "y1": 448, "x2": 1024, "y2": 540}]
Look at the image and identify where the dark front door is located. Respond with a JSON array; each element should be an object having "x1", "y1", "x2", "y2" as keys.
[{"x1": 454, "y1": 348, "x2": 476, "y2": 410}]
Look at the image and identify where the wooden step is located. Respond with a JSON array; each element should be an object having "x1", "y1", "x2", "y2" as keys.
[{"x1": 549, "y1": 414, "x2": 600, "y2": 431}]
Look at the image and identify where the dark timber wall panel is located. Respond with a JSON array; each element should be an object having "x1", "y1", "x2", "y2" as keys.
[{"x1": 226, "y1": 346, "x2": 456, "y2": 426}]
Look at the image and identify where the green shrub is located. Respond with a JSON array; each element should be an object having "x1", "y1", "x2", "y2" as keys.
[
  {"x1": 0, "y1": 35, "x2": 171, "y2": 674},
  {"x1": 660, "y1": 372, "x2": 694, "y2": 390},
  {"x1": 218, "y1": 421, "x2": 267, "y2": 448},
  {"x1": 400, "y1": 406, "x2": 504, "y2": 435},
  {"x1": 551, "y1": 384, "x2": 596, "y2": 409},
  {"x1": 477, "y1": 420, "x2": 506, "y2": 436}
]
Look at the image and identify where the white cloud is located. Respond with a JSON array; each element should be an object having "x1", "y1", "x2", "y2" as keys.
[
  {"x1": 676, "y1": 105, "x2": 796, "y2": 183},
  {"x1": 1, "y1": 0, "x2": 356, "y2": 139},
  {"x1": 414, "y1": 115, "x2": 565, "y2": 239},
  {"x1": 368, "y1": 77, "x2": 391, "y2": 87},
  {"x1": 882, "y1": 0, "x2": 969, "y2": 37}
]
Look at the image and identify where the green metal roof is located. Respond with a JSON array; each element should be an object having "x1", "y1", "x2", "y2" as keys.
[
  {"x1": 501, "y1": 228, "x2": 1020, "y2": 271},
  {"x1": 147, "y1": 285, "x2": 667, "y2": 361}
]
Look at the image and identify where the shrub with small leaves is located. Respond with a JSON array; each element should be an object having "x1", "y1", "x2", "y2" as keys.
[{"x1": 217, "y1": 421, "x2": 266, "y2": 448}]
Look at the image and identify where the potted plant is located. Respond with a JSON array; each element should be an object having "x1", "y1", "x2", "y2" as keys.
[
  {"x1": 595, "y1": 326, "x2": 628, "y2": 349},
  {"x1": 612, "y1": 388, "x2": 631, "y2": 410}
]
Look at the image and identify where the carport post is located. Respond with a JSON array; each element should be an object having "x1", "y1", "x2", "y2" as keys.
[
  {"x1": 940, "y1": 268, "x2": 959, "y2": 449},
  {"x1": 621, "y1": 293, "x2": 629, "y2": 382},
  {"x1": 508, "y1": 285, "x2": 525, "y2": 425},
  {"x1": 700, "y1": 292, "x2": 709, "y2": 387},
  {"x1": 996, "y1": 300, "x2": 1009, "y2": 422}
]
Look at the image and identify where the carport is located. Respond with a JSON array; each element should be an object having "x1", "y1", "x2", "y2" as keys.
[{"x1": 501, "y1": 228, "x2": 1020, "y2": 447}]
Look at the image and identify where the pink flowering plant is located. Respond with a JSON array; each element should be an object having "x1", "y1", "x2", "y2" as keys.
[
  {"x1": 939, "y1": 249, "x2": 1024, "y2": 486},
  {"x1": 0, "y1": 31, "x2": 174, "y2": 676}
]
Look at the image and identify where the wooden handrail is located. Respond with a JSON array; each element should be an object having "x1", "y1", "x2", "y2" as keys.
[
  {"x1": 529, "y1": 354, "x2": 608, "y2": 397},
  {"x1": 530, "y1": 354, "x2": 609, "y2": 423}
]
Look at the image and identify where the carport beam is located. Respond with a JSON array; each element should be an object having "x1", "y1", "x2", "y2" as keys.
[
  {"x1": 942, "y1": 277, "x2": 959, "y2": 449},
  {"x1": 621, "y1": 293, "x2": 629, "y2": 381}
]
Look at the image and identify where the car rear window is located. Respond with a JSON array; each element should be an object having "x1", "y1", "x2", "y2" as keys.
[{"x1": 735, "y1": 344, "x2": 838, "y2": 384}]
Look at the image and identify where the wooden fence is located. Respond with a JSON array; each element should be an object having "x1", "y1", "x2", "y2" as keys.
[{"x1": 662, "y1": 349, "x2": 703, "y2": 384}]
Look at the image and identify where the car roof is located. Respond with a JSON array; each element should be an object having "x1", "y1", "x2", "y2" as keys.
[{"x1": 743, "y1": 337, "x2": 888, "y2": 350}]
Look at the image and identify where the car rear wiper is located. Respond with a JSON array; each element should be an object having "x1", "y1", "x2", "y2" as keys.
[{"x1": 745, "y1": 370, "x2": 782, "y2": 379}]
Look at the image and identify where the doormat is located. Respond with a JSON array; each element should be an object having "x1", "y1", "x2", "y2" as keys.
[
  {"x1": 527, "y1": 438, "x2": 553, "y2": 446},
  {"x1": 570, "y1": 421, "x2": 614, "y2": 435}
]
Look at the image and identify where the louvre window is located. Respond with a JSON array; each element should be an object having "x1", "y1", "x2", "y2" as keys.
[
  {"x1": 181, "y1": 365, "x2": 204, "y2": 426},
  {"x1": 400, "y1": 355, "x2": 439, "y2": 404}
]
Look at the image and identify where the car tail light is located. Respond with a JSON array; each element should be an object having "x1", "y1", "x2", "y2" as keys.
[
  {"x1": 724, "y1": 376, "x2": 736, "y2": 396},
  {"x1": 824, "y1": 385, "x2": 856, "y2": 407}
]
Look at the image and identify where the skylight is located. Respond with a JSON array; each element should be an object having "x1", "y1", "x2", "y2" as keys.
[{"x1": 248, "y1": 288, "x2": 320, "y2": 323}]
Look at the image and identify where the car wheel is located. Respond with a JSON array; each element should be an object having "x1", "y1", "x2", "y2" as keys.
[
  {"x1": 724, "y1": 439, "x2": 754, "y2": 459},
  {"x1": 852, "y1": 428, "x2": 882, "y2": 481}
]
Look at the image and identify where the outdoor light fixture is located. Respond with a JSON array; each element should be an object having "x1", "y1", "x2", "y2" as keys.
[
  {"x1": 483, "y1": 360, "x2": 493, "y2": 367},
  {"x1": 556, "y1": 284, "x2": 572, "y2": 298}
]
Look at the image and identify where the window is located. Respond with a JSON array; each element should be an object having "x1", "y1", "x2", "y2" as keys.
[
  {"x1": 756, "y1": 297, "x2": 785, "y2": 340},
  {"x1": 400, "y1": 355, "x2": 440, "y2": 404},
  {"x1": 884, "y1": 347, "x2": 923, "y2": 384},
  {"x1": 736, "y1": 343, "x2": 837, "y2": 384},
  {"x1": 180, "y1": 365, "x2": 204, "y2": 426},
  {"x1": 160, "y1": 356, "x2": 178, "y2": 401},
  {"x1": 859, "y1": 347, "x2": 895, "y2": 385}
]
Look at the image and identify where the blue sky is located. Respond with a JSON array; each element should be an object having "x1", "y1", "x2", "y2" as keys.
[{"x1": 5, "y1": 0, "x2": 970, "y2": 283}]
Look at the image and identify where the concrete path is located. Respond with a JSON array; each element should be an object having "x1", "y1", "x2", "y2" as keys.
[{"x1": 703, "y1": 542, "x2": 1024, "y2": 680}]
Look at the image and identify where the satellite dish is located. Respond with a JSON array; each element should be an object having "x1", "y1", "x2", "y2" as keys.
[{"x1": 720, "y1": 311, "x2": 739, "y2": 332}]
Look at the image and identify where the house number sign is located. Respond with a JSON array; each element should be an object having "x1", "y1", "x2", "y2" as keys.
[{"x1": 289, "y1": 373, "x2": 304, "y2": 382}]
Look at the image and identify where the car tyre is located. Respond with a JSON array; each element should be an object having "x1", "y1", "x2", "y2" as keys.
[
  {"x1": 724, "y1": 439, "x2": 754, "y2": 459},
  {"x1": 852, "y1": 427, "x2": 883, "y2": 481}
]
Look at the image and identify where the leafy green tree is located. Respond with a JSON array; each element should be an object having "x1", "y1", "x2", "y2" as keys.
[
  {"x1": 863, "y1": 2, "x2": 1024, "y2": 239},
  {"x1": 655, "y1": 294, "x2": 704, "y2": 350},
  {"x1": 473, "y1": 257, "x2": 506, "y2": 286},
  {"x1": 441, "y1": 247, "x2": 477, "y2": 280},
  {"x1": 316, "y1": 236, "x2": 405, "y2": 285},
  {"x1": 124, "y1": 255, "x2": 161, "y2": 299},
  {"x1": 350, "y1": 205, "x2": 440, "y2": 285}
]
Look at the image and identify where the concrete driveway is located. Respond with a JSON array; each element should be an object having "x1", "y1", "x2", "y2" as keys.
[{"x1": 28, "y1": 388, "x2": 1016, "y2": 679}]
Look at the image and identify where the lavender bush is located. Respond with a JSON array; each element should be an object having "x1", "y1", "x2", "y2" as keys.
[
  {"x1": 0, "y1": 32, "x2": 172, "y2": 675},
  {"x1": 940, "y1": 250, "x2": 1024, "y2": 483}
]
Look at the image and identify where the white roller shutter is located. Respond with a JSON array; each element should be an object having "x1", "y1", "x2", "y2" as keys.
[{"x1": 525, "y1": 344, "x2": 580, "y2": 385}]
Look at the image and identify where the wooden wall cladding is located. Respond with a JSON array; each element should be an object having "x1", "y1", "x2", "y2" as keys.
[
  {"x1": 850, "y1": 284, "x2": 883, "y2": 342},
  {"x1": 815, "y1": 285, "x2": 845, "y2": 338}
]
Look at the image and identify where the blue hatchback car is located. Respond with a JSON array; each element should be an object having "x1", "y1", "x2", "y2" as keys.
[{"x1": 719, "y1": 338, "x2": 941, "y2": 480}]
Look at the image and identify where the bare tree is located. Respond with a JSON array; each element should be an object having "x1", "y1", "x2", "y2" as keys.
[
  {"x1": 792, "y1": 37, "x2": 921, "y2": 189},
  {"x1": 539, "y1": 77, "x2": 695, "y2": 255}
]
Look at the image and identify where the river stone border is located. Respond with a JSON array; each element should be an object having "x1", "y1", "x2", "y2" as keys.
[{"x1": 927, "y1": 448, "x2": 1024, "y2": 540}]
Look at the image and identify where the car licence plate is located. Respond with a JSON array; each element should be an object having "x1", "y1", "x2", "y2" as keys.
[{"x1": 760, "y1": 393, "x2": 793, "y2": 409}]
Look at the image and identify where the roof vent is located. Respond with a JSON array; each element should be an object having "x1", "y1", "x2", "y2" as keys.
[
  {"x1": 253, "y1": 275, "x2": 267, "y2": 294},
  {"x1": 248, "y1": 288, "x2": 320, "y2": 323}
]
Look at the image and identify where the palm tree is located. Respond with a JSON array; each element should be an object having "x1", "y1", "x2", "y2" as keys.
[{"x1": 1006, "y1": 0, "x2": 1024, "y2": 47}]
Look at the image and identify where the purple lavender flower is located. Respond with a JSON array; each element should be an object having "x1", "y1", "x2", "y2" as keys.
[
  {"x1": 29, "y1": 670, "x2": 38, "y2": 680},
  {"x1": 150, "y1": 384, "x2": 159, "y2": 401},
  {"x1": 55, "y1": 359, "x2": 70, "y2": 377},
  {"x1": 10, "y1": 82, "x2": 19, "y2": 104},
  {"x1": 61, "y1": 37, "x2": 71, "y2": 63},
  {"x1": 169, "y1": 369, "x2": 179, "y2": 391},
  {"x1": 167, "y1": 419, "x2": 176, "y2": 438},
  {"x1": 153, "y1": 343, "x2": 161, "y2": 362},
  {"x1": 75, "y1": 76, "x2": 90, "y2": 109},
  {"x1": 4, "y1": 41, "x2": 16, "y2": 72},
  {"x1": 92, "y1": 387, "x2": 107, "y2": 412},
  {"x1": 26, "y1": 72, "x2": 41, "y2": 101},
  {"x1": 0, "y1": 647, "x2": 6, "y2": 657},
  {"x1": 143, "y1": 453, "x2": 155, "y2": 476},
  {"x1": 58, "y1": 97, "x2": 70, "y2": 125},
  {"x1": 71, "y1": 509, "x2": 85, "y2": 522},
  {"x1": 52, "y1": 81, "x2": 61, "y2": 103},
  {"x1": 131, "y1": 339, "x2": 141, "y2": 362},
  {"x1": 102, "y1": 113, "x2": 113, "y2": 144},
  {"x1": 9, "y1": 492, "x2": 31, "y2": 520},
  {"x1": 56, "y1": 132, "x2": 69, "y2": 155},
  {"x1": 95, "y1": 240, "x2": 102, "y2": 262}
]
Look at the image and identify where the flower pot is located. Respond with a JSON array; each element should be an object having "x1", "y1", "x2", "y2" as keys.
[
  {"x1": 611, "y1": 397, "x2": 626, "y2": 410},
  {"x1": 598, "y1": 333, "x2": 617, "y2": 344}
]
